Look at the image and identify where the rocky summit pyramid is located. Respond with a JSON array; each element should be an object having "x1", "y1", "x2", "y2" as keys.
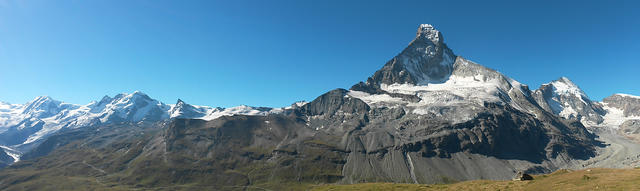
[
  {"x1": 1, "y1": 24, "x2": 638, "y2": 190},
  {"x1": 360, "y1": 24, "x2": 456, "y2": 86}
]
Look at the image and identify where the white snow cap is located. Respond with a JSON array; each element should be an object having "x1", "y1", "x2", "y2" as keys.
[
  {"x1": 416, "y1": 24, "x2": 441, "y2": 44},
  {"x1": 549, "y1": 76, "x2": 587, "y2": 98}
]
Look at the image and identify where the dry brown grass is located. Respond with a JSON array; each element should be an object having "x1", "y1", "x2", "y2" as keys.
[{"x1": 309, "y1": 168, "x2": 640, "y2": 191}]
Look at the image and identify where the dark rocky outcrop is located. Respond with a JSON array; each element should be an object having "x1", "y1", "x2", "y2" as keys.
[{"x1": 513, "y1": 171, "x2": 534, "y2": 181}]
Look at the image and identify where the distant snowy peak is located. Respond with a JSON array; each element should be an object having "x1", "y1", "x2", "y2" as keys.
[
  {"x1": 0, "y1": 91, "x2": 307, "y2": 155},
  {"x1": 169, "y1": 99, "x2": 221, "y2": 119},
  {"x1": 21, "y1": 96, "x2": 66, "y2": 118},
  {"x1": 201, "y1": 105, "x2": 279, "y2": 121},
  {"x1": 92, "y1": 91, "x2": 170, "y2": 123},
  {"x1": 548, "y1": 77, "x2": 588, "y2": 99},
  {"x1": 533, "y1": 77, "x2": 604, "y2": 123}
]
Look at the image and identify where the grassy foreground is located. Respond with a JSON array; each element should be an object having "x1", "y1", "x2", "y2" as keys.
[
  {"x1": 309, "y1": 168, "x2": 640, "y2": 191},
  {"x1": 3, "y1": 168, "x2": 640, "y2": 190}
]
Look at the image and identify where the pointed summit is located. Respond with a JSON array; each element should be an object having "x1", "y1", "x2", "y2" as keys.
[
  {"x1": 352, "y1": 24, "x2": 456, "y2": 93},
  {"x1": 413, "y1": 24, "x2": 443, "y2": 44},
  {"x1": 549, "y1": 77, "x2": 587, "y2": 98}
]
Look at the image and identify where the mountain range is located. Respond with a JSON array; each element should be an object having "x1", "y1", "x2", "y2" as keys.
[
  {"x1": 0, "y1": 91, "x2": 300, "y2": 161},
  {"x1": 0, "y1": 24, "x2": 639, "y2": 190}
]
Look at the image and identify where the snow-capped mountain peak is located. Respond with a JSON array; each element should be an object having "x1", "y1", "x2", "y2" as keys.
[
  {"x1": 97, "y1": 91, "x2": 170, "y2": 122},
  {"x1": 21, "y1": 96, "x2": 64, "y2": 118},
  {"x1": 548, "y1": 77, "x2": 587, "y2": 99},
  {"x1": 534, "y1": 77, "x2": 604, "y2": 124}
]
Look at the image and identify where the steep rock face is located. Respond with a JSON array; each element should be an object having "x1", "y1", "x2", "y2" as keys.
[
  {"x1": 359, "y1": 24, "x2": 456, "y2": 88},
  {"x1": 533, "y1": 77, "x2": 605, "y2": 124}
]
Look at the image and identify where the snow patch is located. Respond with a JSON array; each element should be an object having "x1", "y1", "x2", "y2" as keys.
[
  {"x1": 346, "y1": 91, "x2": 405, "y2": 106},
  {"x1": 601, "y1": 103, "x2": 640, "y2": 129},
  {"x1": 381, "y1": 74, "x2": 506, "y2": 105}
]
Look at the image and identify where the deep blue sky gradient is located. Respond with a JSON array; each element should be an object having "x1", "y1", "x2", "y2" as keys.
[{"x1": 1, "y1": 0, "x2": 638, "y2": 107}]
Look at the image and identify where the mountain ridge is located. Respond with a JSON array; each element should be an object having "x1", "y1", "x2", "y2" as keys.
[{"x1": 0, "y1": 91, "x2": 304, "y2": 159}]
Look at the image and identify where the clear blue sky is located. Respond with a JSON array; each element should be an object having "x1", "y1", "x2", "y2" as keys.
[{"x1": 0, "y1": 0, "x2": 638, "y2": 107}]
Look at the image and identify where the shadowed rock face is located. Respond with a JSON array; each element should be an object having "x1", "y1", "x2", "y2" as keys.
[{"x1": 0, "y1": 149, "x2": 12, "y2": 168}]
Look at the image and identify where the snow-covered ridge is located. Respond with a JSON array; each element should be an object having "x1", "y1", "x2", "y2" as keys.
[{"x1": 0, "y1": 92, "x2": 307, "y2": 152}]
